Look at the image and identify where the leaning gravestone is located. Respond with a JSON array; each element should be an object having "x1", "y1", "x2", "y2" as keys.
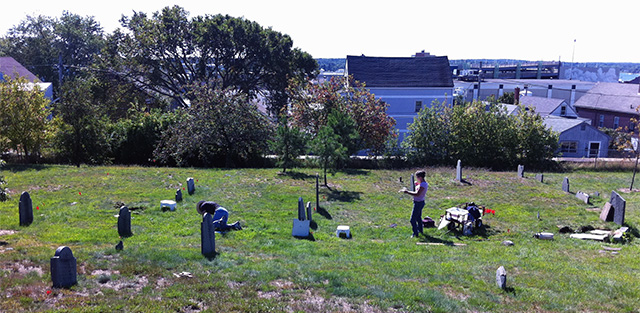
[
  {"x1": 517, "y1": 165, "x2": 524, "y2": 178},
  {"x1": 306, "y1": 201, "x2": 312, "y2": 222},
  {"x1": 187, "y1": 178, "x2": 195, "y2": 195},
  {"x1": 535, "y1": 173, "x2": 544, "y2": 183},
  {"x1": 175, "y1": 188, "x2": 183, "y2": 202},
  {"x1": 117, "y1": 206, "x2": 132, "y2": 238},
  {"x1": 562, "y1": 177, "x2": 570, "y2": 193},
  {"x1": 610, "y1": 191, "x2": 626, "y2": 225},
  {"x1": 599, "y1": 202, "x2": 613, "y2": 222},
  {"x1": 496, "y1": 266, "x2": 507, "y2": 289},
  {"x1": 201, "y1": 213, "x2": 215, "y2": 257},
  {"x1": 456, "y1": 160, "x2": 462, "y2": 181},
  {"x1": 19, "y1": 191, "x2": 33, "y2": 226},
  {"x1": 50, "y1": 246, "x2": 77, "y2": 288}
]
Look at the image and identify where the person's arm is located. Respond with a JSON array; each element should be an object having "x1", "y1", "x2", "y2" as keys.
[{"x1": 400, "y1": 184, "x2": 424, "y2": 196}]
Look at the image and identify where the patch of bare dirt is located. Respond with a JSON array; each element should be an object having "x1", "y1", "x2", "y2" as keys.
[
  {"x1": 0, "y1": 230, "x2": 16, "y2": 236},
  {"x1": 99, "y1": 275, "x2": 149, "y2": 292}
]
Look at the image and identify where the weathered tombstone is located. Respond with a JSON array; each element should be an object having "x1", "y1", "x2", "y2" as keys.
[
  {"x1": 306, "y1": 201, "x2": 312, "y2": 221},
  {"x1": 117, "y1": 206, "x2": 132, "y2": 238},
  {"x1": 19, "y1": 191, "x2": 33, "y2": 226},
  {"x1": 535, "y1": 173, "x2": 544, "y2": 183},
  {"x1": 594, "y1": 191, "x2": 600, "y2": 197},
  {"x1": 316, "y1": 174, "x2": 319, "y2": 212},
  {"x1": 576, "y1": 191, "x2": 590, "y2": 204},
  {"x1": 411, "y1": 174, "x2": 415, "y2": 192},
  {"x1": 562, "y1": 177, "x2": 570, "y2": 193},
  {"x1": 496, "y1": 266, "x2": 507, "y2": 289},
  {"x1": 186, "y1": 177, "x2": 195, "y2": 195},
  {"x1": 201, "y1": 213, "x2": 215, "y2": 257},
  {"x1": 599, "y1": 202, "x2": 613, "y2": 222},
  {"x1": 175, "y1": 188, "x2": 183, "y2": 202},
  {"x1": 50, "y1": 246, "x2": 77, "y2": 288},
  {"x1": 517, "y1": 165, "x2": 524, "y2": 178},
  {"x1": 456, "y1": 160, "x2": 462, "y2": 181},
  {"x1": 610, "y1": 191, "x2": 626, "y2": 225},
  {"x1": 292, "y1": 197, "x2": 310, "y2": 237},
  {"x1": 297, "y1": 197, "x2": 306, "y2": 221}
]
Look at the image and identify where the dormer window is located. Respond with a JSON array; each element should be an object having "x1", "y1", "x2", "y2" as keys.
[{"x1": 560, "y1": 105, "x2": 567, "y2": 116}]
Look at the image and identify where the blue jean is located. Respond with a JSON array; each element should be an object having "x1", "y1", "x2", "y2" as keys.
[{"x1": 410, "y1": 200, "x2": 425, "y2": 235}]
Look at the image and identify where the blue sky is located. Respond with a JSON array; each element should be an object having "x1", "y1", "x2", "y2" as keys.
[{"x1": 2, "y1": 0, "x2": 640, "y2": 63}]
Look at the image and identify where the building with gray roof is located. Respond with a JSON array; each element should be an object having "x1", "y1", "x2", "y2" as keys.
[{"x1": 573, "y1": 82, "x2": 640, "y2": 131}]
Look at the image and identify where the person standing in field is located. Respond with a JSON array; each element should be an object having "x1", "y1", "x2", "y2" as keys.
[{"x1": 400, "y1": 170, "x2": 428, "y2": 238}]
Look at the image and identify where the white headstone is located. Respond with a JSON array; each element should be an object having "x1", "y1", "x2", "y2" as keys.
[{"x1": 456, "y1": 160, "x2": 462, "y2": 181}]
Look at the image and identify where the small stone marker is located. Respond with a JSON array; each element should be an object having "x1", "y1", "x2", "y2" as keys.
[
  {"x1": 50, "y1": 246, "x2": 77, "y2": 288},
  {"x1": 19, "y1": 191, "x2": 33, "y2": 226},
  {"x1": 562, "y1": 177, "x2": 570, "y2": 193},
  {"x1": 535, "y1": 173, "x2": 544, "y2": 183},
  {"x1": 175, "y1": 188, "x2": 183, "y2": 202},
  {"x1": 456, "y1": 160, "x2": 462, "y2": 181},
  {"x1": 600, "y1": 202, "x2": 614, "y2": 222},
  {"x1": 186, "y1": 177, "x2": 195, "y2": 195},
  {"x1": 610, "y1": 191, "x2": 626, "y2": 225},
  {"x1": 594, "y1": 191, "x2": 600, "y2": 197},
  {"x1": 496, "y1": 266, "x2": 507, "y2": 289},
  {"x1": 576, "y1": 191, "x2": 590, "y2": 204},
  {"x1": 501, "y1": 240, "x2": 514, "y2": 246},
  {"x1": 117, "y1": 206, "x2": 132, "y2": 238},
  {"x1": 517, "y1": 165, "x2": 524, "y2": 178},
  {"x1": 201, "y1": 213, "x2": 215, "y2": 257}
]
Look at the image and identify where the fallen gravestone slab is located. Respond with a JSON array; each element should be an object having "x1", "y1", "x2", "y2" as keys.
[
  {"x1": 576, "y1": 191, "x2": 590, "y2": 204},
  {"x1": 501, "y1": 240, "x2": 514, "y2": 246},
  {"x1": 599, "y1": 202, "x2": 613, "y2": 222},
  {"x1": 50, "y1": 246, "x2": 77, "y2": 288}
]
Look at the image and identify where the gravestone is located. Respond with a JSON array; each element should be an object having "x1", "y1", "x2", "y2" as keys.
[
  {"x1": 186, "y1": 177, "x2": 195, "y2": 195},
  {"x1": 175, "y1": 188, "x2": 183, "y2": 202},
  {"x1": 292, "y1": 197, "x2": 310, "y2": 237},
  {"x1": 456, "y1": 160, "x2": 462, "y2": 181},
  {"x1": 117, "y1": 206, "x2": 132, "y2": 238},
  {"x1": 562, "y1": 177, "x2": 570, "y2": 193},
  {"x1": 306, "y1": 201, "x2": 312, "y2": 221},
  {"x1": 19, "y1": 191, "x2": 33, "y2": 226},
  {"x1": 496, "y1": 266, "x2": 507, "y2": 289},
  {"x1": 610, "y1": 191, "x2": 626, "y2": 225},
  {"x1": 517, "y1": 165, "x2": 524, "y2": 178},
  {"x1": 201, "y1": 213, "x2": 215, "y2": 257},
  {"x1": 599, "y1": 202, "x2": 613, "y2": 222},
  {"x1": 50, "y1": 246, "x2": 77, "y2": 288},
  {"x1": 297, "y1": 197, "x2": 306, "y2": 221},
  {"x1": 535, "y1": 173, "x2": 544, "y2": 183},
  {"x1": 411, "y1": 174, "x2": 415, "y2": 192},
  {"x1": 576, "y1": 191, "x2": 590, "y2": 204}
]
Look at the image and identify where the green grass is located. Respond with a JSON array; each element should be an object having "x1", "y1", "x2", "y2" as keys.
[{"x1": 1, "y1": 164, "x2": 640, "y2": 312}]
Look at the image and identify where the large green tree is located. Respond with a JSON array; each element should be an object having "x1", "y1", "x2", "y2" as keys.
[
  {"x1": 0, "y1": 12, "x2": 105, "y2": 93},
  {"x1": 269, "y1": 120, "x2": 307, "y2": 173},
  {"x1": 113, "y1": 6, "x2": 316, "y2": 114},
  {"x1": 0, "y1": 76, "x2": 51, "y2": 160}
]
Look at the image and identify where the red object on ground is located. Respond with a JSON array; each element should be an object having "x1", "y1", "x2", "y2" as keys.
[
  {"x1": 46, "y1": 290, "x2": 51, "y2": 295},
  {"x1": 79, "y1": 192, "x2": 81, "y2": 195},
  {"x1": 36, "y1": 206, "x2": 39, "y2": 210}
]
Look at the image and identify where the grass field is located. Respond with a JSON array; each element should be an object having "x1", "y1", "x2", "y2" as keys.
[{"x1": 1, "y1": 164, "x2": 639, "y2": 312}]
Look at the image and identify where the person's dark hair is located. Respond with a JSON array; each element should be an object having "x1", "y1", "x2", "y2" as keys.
[{"x1": 416, "y1": 170, "x2": 426, "y2": 179}]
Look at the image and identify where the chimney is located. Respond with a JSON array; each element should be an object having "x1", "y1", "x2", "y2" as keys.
[
  {"x1": 514, "y1": 87, "x2": 520, "y2": 104},
  {"x1": 570, "y1": 85, "x2": 576, "y2": 106},
  {"x1": 547, "y1": 85, "x2": 553, "y2": 98}
]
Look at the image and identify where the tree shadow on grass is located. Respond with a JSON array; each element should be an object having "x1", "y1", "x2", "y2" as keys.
[
  {"x1": 342, "y1": 168, "x2": 369, "y2": 176},
  {"x1": 419, "y1": 234, "x2": 456, "y2": 246},
  {"x1": 5, "y1": 164, "x2": 49, "y2": 173},
  {"x1": 278, "y1": 171, "x2": 316, "y2": 180},
  {"x1": 326, "y1": 190, "x2": 362, "y2": 202}
]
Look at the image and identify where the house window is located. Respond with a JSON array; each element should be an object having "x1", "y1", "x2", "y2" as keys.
[
  {"x1": 580, "y1": 124, "x2": 586, "y2": 131},
  {"x1": 560, "y1": 106, "x2": 567, "y2": 116},
  {"x1": 598, "y1": 115, "x2": 604, "y2": 127},
  {"x1": 614, "y1": 116, "x2": 620, "y2": 129},
  {"x1": 415, "y1": 101, "x2": 422, "y2": 113},
  {"x1": 560, "y1": 142, "x2": 578, "y2": 154}
]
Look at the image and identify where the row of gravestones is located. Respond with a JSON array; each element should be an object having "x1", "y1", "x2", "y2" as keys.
[
  {"x1": 455, "y1": 161, "x2": 627, "y2": 225},
  {"x1": 18, "y1": 177, "x2": 201, "y2": 288}
]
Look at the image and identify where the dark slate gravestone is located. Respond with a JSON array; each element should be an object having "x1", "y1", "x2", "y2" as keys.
[
  {"x1": 201, "y1": 213, "x2": 215, "y2": 257},
  {"x1": 186, "y1": 178, "x2": 195, "y2": 195},
  {"x1": 117, "y1": 206, "x2": 132, "y2": 238},
  {"x1": 599, "y1": 202, "x2": 613, "y2": 222},
  {"x1": 535, "y1": 173, "x2": 544, "y2": 183},
  {"x1": 496, "y1": 266, "x2": 507, "y2": 289},
  {"x1": 562, "y1": 177, "x2": 570, "y2": 193},
  {"x1": 306, "y1": 201, "x2": 312, "y2": 222},
  {"x1": 610, "y1": 191, "x2": 626, "y2": 226},
  {"x1": 175, "y1": 188, "x2": 183, "y2": 202},
  {"x1": 297, "y1": 197, "x2": 306, "y2": 221},
  {"x1": 411, "y1": 174, "x2": 415, "y2": 192},
  {"x1": 50, "y1": 246, "x2": 77, "y2": 288},
  {"x1": 456, "y1": 160, "x2": 462, "y2": 181},
  {"x1": 517, "y1": 165, "x2": 524, "y2": 178},
  {"x1": 19, "y1": 191, "x2": 33, "y2": 226}
]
